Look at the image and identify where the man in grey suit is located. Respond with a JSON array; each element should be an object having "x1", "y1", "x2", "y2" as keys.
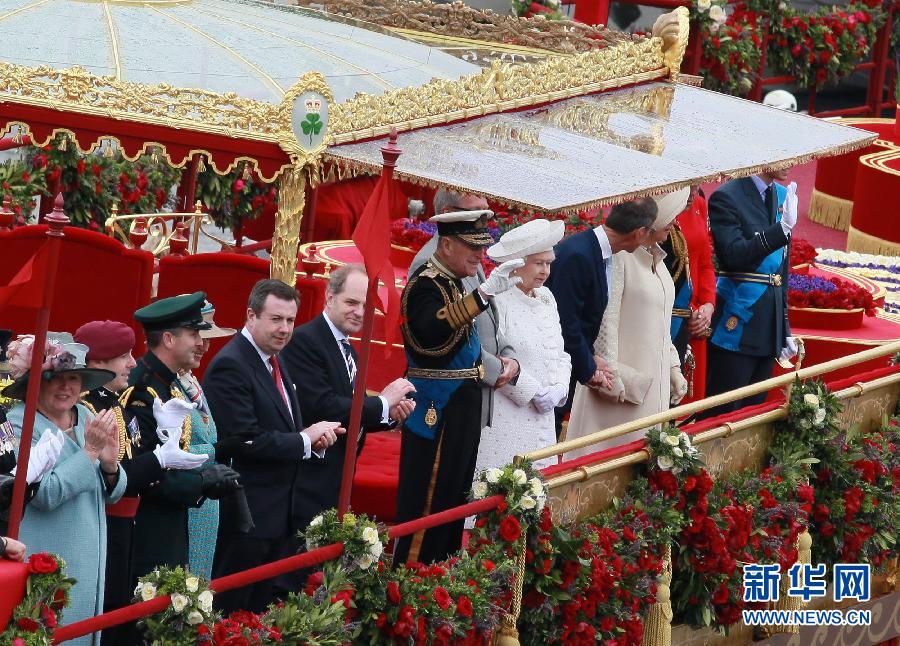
[{"x1": 408, "y1": 189, "x2": 520, "y2": 429}]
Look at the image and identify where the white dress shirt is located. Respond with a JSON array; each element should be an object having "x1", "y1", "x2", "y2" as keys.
[
  {"x1": 321, "y1": 313, "x2": 390, "y2": 423},
  {"x1": 594, "y1": 225, "x2": 614, "y2": 301},
  {"x1": 240, "y1": 327, "x2": 316, "y2": 459},
  {"x1": 751, "y1": 174, "x2": 792, "y2": 237}
]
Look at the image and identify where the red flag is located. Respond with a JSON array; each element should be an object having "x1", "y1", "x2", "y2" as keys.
[
  {"x1": 0, "y1": 242, "x2": 49, "y2": 309},
  {"x1": 351, "y1": 171, "x2": 400, "y2": 354}
]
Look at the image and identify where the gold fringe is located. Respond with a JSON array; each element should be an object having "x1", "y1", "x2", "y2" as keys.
[
  {"x1": 197, "y1": 156, "x2": 207, "y2": 172},
  {"x1": 58, "y1": 135, "x2": 67, "y2": 151},
  {"x1": 847, "y1": 226, "x2": 900, "y2": 256},
  {"x1": 641, "y1": 544, "x2": 673, "y2": 646},
  {"x1": 270, "y1": 166, "x2": 307, "y2": 284},
  {"x1": 808, "y1": 188, "x2": 853, "y2": 231},
  {"x1": 764, "y1": 531, "x2": 812, "y2": 636},
  {"x1": 494, "y1": 533, "x2": 527, "y2": 646},
  {"x1": 103, "y1": 142, "x2": 114, "y2": 158}
]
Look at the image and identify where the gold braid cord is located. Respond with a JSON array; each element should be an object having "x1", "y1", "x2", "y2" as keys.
[
  {"x1": 270, "y1": 167, "x2": 308, "y2": 284},
  {"x1": 668, "y1": 227, "x2": 690, "y2": 284},
  {"x1": 496, "y1": 533, "x2": 527, "y2": 646},
  {"x1": 641, "y1": 544, "x2": 673, "y2": 646},
  {"x1": 763, "y1": 531, "x2": 812, "y2": 636}
]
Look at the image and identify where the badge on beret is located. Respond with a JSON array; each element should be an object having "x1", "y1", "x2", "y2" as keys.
[{"x1": 725, "y1": 316, "x2": 738, "y2": 331}]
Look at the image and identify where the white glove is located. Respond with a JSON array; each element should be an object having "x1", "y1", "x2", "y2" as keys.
[
  {"x1": 779, "y1": 336, "x2": 798, "y2": 362},
  {"x1": 781, "y1": 181, "x2": 798, "y2": 233},
  {"x1": 153, "y1": 427, "x2": 208, "y2": 470},
  {"x1": 152, "y1": 398, "x2": 195, "y2": 441},
  {"x1": 14, "y1": 429, "x2": 65, "y2": 484},
  {"x1": 531, "y1": 383, "x2": 569, "y2": 414},
  {"x1": 479, "y1": 259, "x2": 525, "y2": 297},
  {"x1": 670, "y1": 366, "x2": 688, "y2": 406}
]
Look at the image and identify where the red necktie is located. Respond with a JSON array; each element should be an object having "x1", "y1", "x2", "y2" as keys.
[{"x1": 269, "y1": 356, "x2": 289, "y2": 409}]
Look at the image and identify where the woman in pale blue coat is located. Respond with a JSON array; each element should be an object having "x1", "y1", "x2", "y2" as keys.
[{"x1": 4, "y1": 334, "x2": 126, "y2": 646}]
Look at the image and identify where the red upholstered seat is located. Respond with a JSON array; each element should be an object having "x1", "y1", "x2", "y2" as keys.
[
  {"x1": 156, "y1": 253, "x2": 327, "y2": 378},
  {"x1": 0, "y1": 556, "x2": 29, "y2": 631},
  {"x1": 0, "y1": 225, "x2": 154, "y2": 347},
  {"x1": 351, "y1": 431, "x2": 401, "y2": 523}
]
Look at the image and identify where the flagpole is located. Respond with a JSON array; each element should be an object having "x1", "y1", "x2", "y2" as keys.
[
  {"x1": 6, "y1": 194, "x2": 69, "y2": 539},
  {"x1": 337, "y1": 133, "x2": 401, "y2": 517}
]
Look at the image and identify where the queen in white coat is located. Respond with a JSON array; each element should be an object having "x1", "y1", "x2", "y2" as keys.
[{"x1": 474, "y1": 219, "x2": 571, "y2": 474}]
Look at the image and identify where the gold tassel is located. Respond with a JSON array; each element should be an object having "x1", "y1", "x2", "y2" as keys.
[
  {"x1": 494, "y1": 534, "x2": 527, "y2": 646},
  {"x1": 11, "y1": 129, "x2": 22, "y2": 144},
  {"x1": 197, "y1": 156, "x2": 207, "y2": 173},
  {"x1": 764, "y1": 531, "x2": 812, "y2": 636},
  {"x1": 151, "y1": 149, "x2": 159, "y2": 163},
  {"x1": 58, "y1": 135, "x2": 68, "y2": 151},
  {"x1": 641, "y1": 545, "x2": 673, "y2": 646},
  {"x1": 808, "y1": 189, "x2": 853, "y2": 231},
  {"x1": 104, "y1": 141, "x2": 114, "y2": 158},
  {"x1": 270, "y1": 166, "x2": 307, "y2": 284},
  {"x1": 242, "y1": 163, "x2": 251, "y2": 180}
]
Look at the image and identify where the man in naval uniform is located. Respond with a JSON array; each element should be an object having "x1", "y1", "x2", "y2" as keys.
[
  {"x1": 76, "y1": 319, "x2": 207, "y2": 643},
  {"x1": 409, "y1": 190, "x2": 520, "y2": 440},
  {"x1": 704, "y1": 169, "x2": 799, "y2": 416},
  {"x1": 394, "y1": 209, "x2": 523, "y2": 566},
  {"x1": 123, "y1": 292, "x2": 242, "y2": 579}
]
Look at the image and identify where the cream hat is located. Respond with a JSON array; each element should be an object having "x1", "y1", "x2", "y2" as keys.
[
  {"x1": 199, "y1": 301, "x2": 236, "y2": 340},
  {"x1": 487, "y1": 218, "x2": 565, "y2": 263},
  {"x1": 651, "y1": 187, "x2": 691, "y2": 231}
]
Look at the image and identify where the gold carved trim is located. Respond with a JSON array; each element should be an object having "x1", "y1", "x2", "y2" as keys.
[{"x1": 651, "y1": 7, "x2": 690, "y2": 80}]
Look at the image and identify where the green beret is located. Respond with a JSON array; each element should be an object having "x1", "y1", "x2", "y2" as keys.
[{"x1": 134, "y1": 292, "x2": 212, "y2": 332}]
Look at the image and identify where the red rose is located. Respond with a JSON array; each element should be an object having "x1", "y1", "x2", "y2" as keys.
[
  {"x1": 304, "y1": 571, "x2": 324, "y2": 596},
  {"x1": 28, "y1": 553, "x2": 59, "y2": 574},
  {"x1": 456, "y1": 595, "x2": 473, "y2": 617},
  {"x1": 433, "y1": 586, "x2": 452, "y2": 611},
  {"x1": 17, "y1": 617, "x2": 40, "y2": 632},
  {"x1": 40, "y1": 604, "x2": 57, "y2": 629},
  {"x1": 482, "y1": 559, "x2": 496, "y2": 572},
  {"x1": 498, "y1": 515, "x2": 521, "y2": 543},
  {"x1": 712, "y1": 584, "x2": 730, "y2": 606},
  {"x1": 387, "y1": 581, "x2": 402, "y2": 605}
]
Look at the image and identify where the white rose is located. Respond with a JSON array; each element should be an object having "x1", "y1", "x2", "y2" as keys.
[
  {"x1": 198, "y1": 590, "x2": 214, "y2": 613},
  {"x1": 708, "y1": 4, "x2": 726, "y2": 22},
  {"x1": 520, "y1": 495, "x2": 536, "y2": 510},
  {"x1": 657, "y1": 455, "x2": 675, "y2": 470},
  {"x1": 664, "y1": 434, "x2": 680, "y2": 446},
  {"x1": 140, "y1": 583, "x2": 156, "y2": 602},
  {"x1": 309, "y1": 515, "x2": 323, "y2": 527},
  {"x1": 804, "y1": 394, "x2": 820, "y2": 408},
  {"x1": 134, "y1": 583, "x2": 143, "y2": 598},
  {"x1": 170, "y1": 593, "x2": 189, "y2": 613},
  {"x1": 370, "y1": 540, "x2": 384, "y2": 559},
  {"x1": 536, "y1": 496, "x2": 546, "y2": 512},
  {"x1": 185, "y1": 577, "x2": 199, "y2": 593},
  {"x1": 485, "y1": 468, "x2": 502, "y2": 484},
  {"x1": 186, "y1": 610, "x2": 204, "y2": 626},
  {"x1": 358, "y1": 554, "x2": 374, "y2": 570},
  {"x1": 679, "y1": 432, "x2": 690, "y2": 445},
  {"x1": 814, "y1": 408, "x2": 827, "y2": 425},
  {"x1": 672, "y1": 446, "x2": 684, "y2": 458},
  {"x1": 362, "y1": 526, "x2": 379, "y2": 545},
  {"x1": 512, "y1": 469, "x2": 527, "y2": 485},
  {"x1": 529, "y1": 477, "x2": 544, "y2": 497},
  {"x1": 472, "y1": 481, "x2": 488, "y2": 499},
  {"x1": 697, "y1": 0, "x2": 711, "y2": 10}
]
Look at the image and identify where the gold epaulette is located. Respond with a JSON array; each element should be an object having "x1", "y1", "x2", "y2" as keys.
[
  {"x1": 118, "y1": 385, "x2": 159, "y2": 407},
  {"x1": 437, "y1": 293, "x2": 483, "y2": 331},
  {"x1": 80, "y1": 397, "x2": 98, "y2": 416}
]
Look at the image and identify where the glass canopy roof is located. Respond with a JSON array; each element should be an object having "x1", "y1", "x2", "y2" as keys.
[
  {"x1": 328, "y1": 82, "x2": 876, "y2": 213},
  {"x1": 0, "y1": 0, "x2": 479, "y2": 103}
]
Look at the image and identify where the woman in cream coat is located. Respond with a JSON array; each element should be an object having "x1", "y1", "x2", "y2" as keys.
[
  {"x1": 565, "y1": 189, "x2": 690, "y2": 459},
  {"x1": 474, "y1": 218, "x2": 572, "y2": 473}
]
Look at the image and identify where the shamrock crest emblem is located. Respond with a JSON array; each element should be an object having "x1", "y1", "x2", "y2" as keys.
[{"x1": 300, "y1": 113, "x2": 323, "y2": 146}]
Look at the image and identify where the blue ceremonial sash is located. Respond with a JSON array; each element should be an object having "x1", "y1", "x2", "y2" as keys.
[
  {"x1": 405, "y1": 329, "x2": 481, "y2": 441},
  {"x1": 670, "y1": 277, "x2": 694, "y2": 339},
  {"x1": 711, "y1": 183, "x2": 786, "y2": 351}
]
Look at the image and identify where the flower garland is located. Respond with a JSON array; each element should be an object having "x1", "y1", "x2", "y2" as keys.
[
  {"x1": 134, "y1": 566, "x2": 216, "y2": 646},
  {"x1": 194, "y1": 165, "x2": 278, "y2": 232},
  {"x1": 790, "y1": 238, "x2": 818, "y2": 268},
  {"x1": 0, "y1": 553, "x2": 73, "y2": 646},
  {"x1": 815, "y1": 248, "x2": 900, "y2": 314},
  {"x1": 511, "y1": 0, "x2": 564, "y2": 20},
  {"x1": 787, "y1": 273, "x2": 877, "y2": 315},
  {"x1": 305, "y1": 509, "x2": 388, "y2": 573}
]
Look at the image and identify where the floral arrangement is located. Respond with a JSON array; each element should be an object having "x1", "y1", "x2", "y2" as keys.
[
  {"x1": 134, "y1": 566, "x2": 216, "y2": 646},
  {"x1": 816, "y1": 248, "x2": 900, "y2": 315},
  {"x1": 194, "y1": 165, "x2": 278, "y2": 231},
  {"x1": 304, "y1": 509, "x2": 388, "y2": 573},
  {"x1": 0, "y1": 553, "x2": 73, "y2": 646},
  {"x1": 205, "y1": 610, "x2": 283, "y2": 645},
  {"x1": 696, "y1": 0, "x2": 764, "y2": 96},
  {"x1": 771, "y1": 378, "x2": 842, "y2": 460},
  {"x1": 390, "y1": 218, "x2": 437, "y2": 251},
  {"x1": 510, "y1": 0, "x2": 564, "y2": 20},
  {"x1": 790, "y1": 238, "x2": 818, "y2": 268},
  {"x1": 787, "y1": 273, "x2": 877, "y2": 315}
]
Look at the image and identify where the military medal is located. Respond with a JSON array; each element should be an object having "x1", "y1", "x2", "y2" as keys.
[
  {"x1": 725, "y1": 316, "x2": 738, "y2": 331},
  {"x1": 424, "y1": 402, "x2": 438, "y2": 428}
]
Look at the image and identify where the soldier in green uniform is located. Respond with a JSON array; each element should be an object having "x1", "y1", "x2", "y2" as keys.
[
  {"x1": 76, "y1": 319, "x2": 207, "y2": 643},
  {"x1": 393, "y1": 210, "x2": 523, "y2": 566},
  {"x1": 123, "y1": 292, "x2": 242, "y2": 579}
]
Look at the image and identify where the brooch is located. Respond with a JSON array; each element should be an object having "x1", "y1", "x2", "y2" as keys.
[
  {"x1": 424, "y1": 403, "x2": 438, "y2": 428},
  {"x1": 725, "y1": 316, "x2": 738, "y2": 331}
]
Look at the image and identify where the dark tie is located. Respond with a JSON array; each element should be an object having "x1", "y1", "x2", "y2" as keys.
[
  {"x1": 764, "y1": 185, "x2": 776, "y2": 223},
  {"x1": 269, "y1": 355, "x2": 290, "y2": 409},
  {"x1": 340, "y1": 339, "x2": 357, "y2": 387}
]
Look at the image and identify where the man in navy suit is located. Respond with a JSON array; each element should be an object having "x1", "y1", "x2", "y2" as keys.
[
  {"x1": 546, "y1": 198, "x2": 660, "y2": 437},
  {"x1": 203, "y1": 279, "x2": 345, "y2": 613},
  {"x1": 703, "y1": 170, "x2": 798, "y2": 416},
  {"x1": 281, "y1": 264, "x2": 415, "y2": 533}
]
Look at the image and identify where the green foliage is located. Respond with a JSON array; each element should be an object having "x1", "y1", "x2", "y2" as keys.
[
  {"x1": 0, "y1": 553, "x2": 74, "y2": 646},
  {"x1": 134, "y1": 566, "x2": 216, "y2": 646}
]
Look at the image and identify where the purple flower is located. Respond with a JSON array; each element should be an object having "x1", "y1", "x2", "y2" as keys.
[{"x1": 788, "y1": 274, "x2": 837, "y2": 294}]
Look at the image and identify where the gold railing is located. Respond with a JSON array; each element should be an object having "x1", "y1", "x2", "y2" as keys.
[
  {"x1": 521, "y1": 340, "x2": 900, "y2": 490},
  {"x1": 104, "y1": 201, "x2": 231, "y2": 256}
]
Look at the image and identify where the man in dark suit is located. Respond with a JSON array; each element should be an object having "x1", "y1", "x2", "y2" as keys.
[
  {"x1": 281, "y1": 264, "x2": 415, "y2": 532},
  {"x1": 203, "y1": 279, "x2": 344, "y2": 613},
  {"x1": 546, "y1": 198, "x2": 659, "y2": 437},
  {"x1": 704, "y1": 171, "x2": 798, "y2": 416}
]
